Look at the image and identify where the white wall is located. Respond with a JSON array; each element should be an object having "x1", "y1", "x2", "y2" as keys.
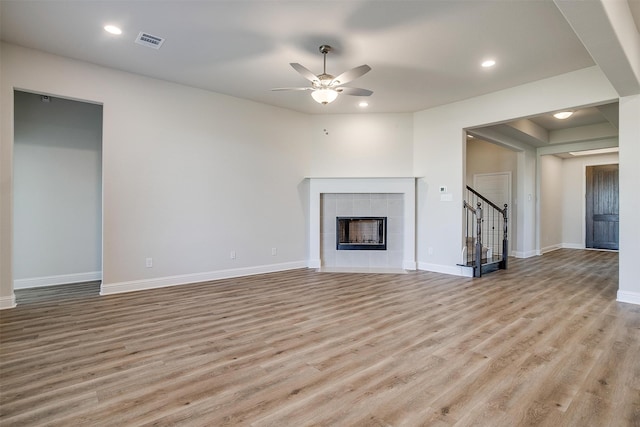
[
  {"x1": 309, "y1": 113, "x2": 413, "y2": 177},
  {"x1": 13, "y1": 91, "x2": 102, "y2": 287},
  {"x1": 1, "y1": 43, "x2": 311, "y2": 299},
  {"x1": 465, "y1": 139, "x2": 518, "y2": 187},
  {"x1": 561, "y1": 153, "x2": 619, "y2": 248},
  {"x1": 618, "y1": 94, "x2": 640, "y2": 304},
  {"x1": 539, "y1": 155, "x2": 564, "y2": 252}
]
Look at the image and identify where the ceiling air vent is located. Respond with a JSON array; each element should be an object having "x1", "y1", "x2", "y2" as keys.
[{"x1": 135, "y1": 32, "x2": 165, "y2": 49}]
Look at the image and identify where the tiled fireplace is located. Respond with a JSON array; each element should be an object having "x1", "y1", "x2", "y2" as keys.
[{"x1": 308, "y1": 178, "x2": 417, "y2": 271}]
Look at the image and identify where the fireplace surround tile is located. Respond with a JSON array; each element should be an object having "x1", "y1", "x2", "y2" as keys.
[
  {"x1": 321, "y1": 193, "x2": 402, "y2": 269},
  {"x1": 370, "y1": 198, "x2": 388, "y2": 216},
  {"x1": 308, "y1": 178, "x2": 417, "y2": 271}
]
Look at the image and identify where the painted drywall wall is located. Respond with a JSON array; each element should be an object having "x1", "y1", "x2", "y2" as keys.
[
  {"x1": 618, "y1": 94, "x2": 640, "y2": 304},
  {"x1": 561, "y1": 153, "x2": 619, "y2": 248},
  {"x1": 0, "y1": 41, "x2": 10, "y2": 308},
  {"x1": 1, "y1": 43, "x2": 311, "y2": 299},
  {"x1": 465, "y1": 139, "x2": 518, "y2": 188},
  {"x1": 309, "y1": 113, "x2": 413, "y2": 177},
  {"x1": 517, "y1": 149, "x2": 538, "y2": 258},
  {"x1": 13, "y1": 91, "x2": 102, "y2": 287},
  {"x1": 413, "y1": 66, "x2": 619, "y2": 274},
  {"x1": 539, "y1": 155, "x2": 564, "y2": 252}
]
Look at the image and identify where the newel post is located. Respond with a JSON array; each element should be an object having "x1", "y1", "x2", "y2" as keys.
[
  {"x1": 475, "y1": 202, "x2": 483, "y2": 277},
  {"x1": 502, "y1": 204, "x2": 508, "y2": 269}
]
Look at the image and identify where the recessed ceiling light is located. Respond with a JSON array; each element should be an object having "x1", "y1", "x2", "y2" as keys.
[
  {"x1": 358, "y1": 101, "x2": 369, "y2": 108},
  {"x1": 569, "y1": 147, "x2": 618, "y2": 156},
  {"x1": 553, "y1": 111, "x2": 573, "y2": 119},
  {"x1": 104, "y1": 25, "x2": 122, "y2": 35},
  {"x1": 481, "y1": 59, "x2": 496, "y2": 68}
]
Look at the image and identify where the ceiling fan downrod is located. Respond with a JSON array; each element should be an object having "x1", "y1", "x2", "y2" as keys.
[{"x1": 319, "y1": 45, "x2": 333, "y2": 82}]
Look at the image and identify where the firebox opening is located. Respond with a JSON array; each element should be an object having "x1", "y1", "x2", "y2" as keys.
[{"x1": 336, "y1": 217, "x2": 387, "y2": 250}]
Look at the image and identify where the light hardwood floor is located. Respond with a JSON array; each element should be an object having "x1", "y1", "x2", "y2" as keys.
[{"x1": 1, "y1": 249, "x2": 638, "y2": 426}]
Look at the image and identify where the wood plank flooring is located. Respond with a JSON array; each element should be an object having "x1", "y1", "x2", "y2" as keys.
[
  {"x1": 1, "y1": 249, "x2": 639, "y2": 426},
  {"x1": 14, "y1": 281, "x2": 101, "y2": 305}
]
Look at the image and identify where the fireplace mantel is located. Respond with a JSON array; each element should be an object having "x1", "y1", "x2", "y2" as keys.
[{"x1": 307, "y1": 177, "x2": 417, "y2": 270}]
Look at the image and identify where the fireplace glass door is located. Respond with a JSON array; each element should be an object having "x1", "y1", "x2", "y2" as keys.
[{"x1": 336, "y1": 217, "x2": 387, "y2": 250}]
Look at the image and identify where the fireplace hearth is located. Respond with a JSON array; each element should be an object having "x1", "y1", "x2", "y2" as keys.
[{"x1": 336, "y1": 217, "x2": 387, "y2": 250}]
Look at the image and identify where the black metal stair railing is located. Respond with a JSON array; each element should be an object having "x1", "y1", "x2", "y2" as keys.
[{"x1": 462, "y1": 186, "x2": 508, "y2": 277}]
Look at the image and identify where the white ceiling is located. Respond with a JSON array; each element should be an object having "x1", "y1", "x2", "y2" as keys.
[
  {"x1": 1, "y1": 0, "x2": 599, "y2": 115},
  {"x1": 1, "y1": 0, "x2": 636, "y2": 152}
]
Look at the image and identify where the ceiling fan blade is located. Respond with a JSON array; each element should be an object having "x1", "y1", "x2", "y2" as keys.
[
  {"x1": 336, "y1": 87, "x2": 373, "y2": 96},
  {"x1": 271, "y1": 87, "x2": 313, "y2": 91},
  {"x1": 331, "y1": 64, "x2": 371, "y2": 86},
  {"x1": 290, "y1": 63, "x2": 319, "y2": 83}
]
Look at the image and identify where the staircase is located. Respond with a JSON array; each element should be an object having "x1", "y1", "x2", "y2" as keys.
[{"x1": 461, "y1": 186, "x2": 508, "y2": 277}]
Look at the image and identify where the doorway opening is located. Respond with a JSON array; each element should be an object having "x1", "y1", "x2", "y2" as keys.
[
  {"x1": 13, "y1": 90, "x2": 103, "y2": 303},
  {"x1": 465, "y1": 135, "x2": 518, "y2": 256}
]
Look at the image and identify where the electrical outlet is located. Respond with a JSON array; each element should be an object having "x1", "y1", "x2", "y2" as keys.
[
  {"x1": 271, "y1": 247, "x2": 277, "y2": 256},
  {"x1": 428, "y1": 247, "x2": 433, "y2": 255},
  {"x1": 145, "y1": 257, "x2": 153, "y2": 268},
  {"x1": 230, "y1": 250, "x2": 236, "y2": 260}
]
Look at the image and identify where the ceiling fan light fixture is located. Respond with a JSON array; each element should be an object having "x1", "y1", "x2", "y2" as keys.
[
  {"x1": 311, "y1": 88, "x2": 338, "y2": 105},
  {"x1": 274, "y1": 44, "x2": 372, "y2": 106}
]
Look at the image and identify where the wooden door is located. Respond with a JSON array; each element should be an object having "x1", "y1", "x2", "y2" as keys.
[{"x1": 586, "y1": 164, "x2": 619, "y2": 250}]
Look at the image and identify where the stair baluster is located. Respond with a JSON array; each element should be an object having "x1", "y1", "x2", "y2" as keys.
[{"x1": 462, "y1": 186, "x2": 508, "y2": 277}]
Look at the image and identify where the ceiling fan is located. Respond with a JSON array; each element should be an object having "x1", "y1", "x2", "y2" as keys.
[{"x1": 272, "y1": 45, "x2": 372, "y2": 105}]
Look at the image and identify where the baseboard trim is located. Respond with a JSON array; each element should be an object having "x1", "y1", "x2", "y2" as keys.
[
  {"x1": 617, "y1": 291, "x2": 640, "y2": 306},
  {"x1": 541, "y1": 244, "x2": 562, "y2": 254},
  {"x1": 101, "y1": 261, "x2": 307, "y2": 295},
  {"x1": 402, "y1": 260, "x2": 417, "y2": 270},
  {"x1": 562, "y1": 243, "x2": 585, "y2": 250},
  {"x1": 317, "y1": 267, "x2": 407, "y2": 274},
  {"x1": 513, "y1": 250, "x2": 539, "y2": 259},
  {"x1": 14, "y1": 271, "x2": 102, "y2": 289},
  {"x1": 307, "y1": 258, "x2": 321, "y2": 269},
  {"x1": 417, "y1": 262, "x2": 468, "y2": 277},
  {"x1": 0, "y1": 294, "x2": 17, "y2": 310}
]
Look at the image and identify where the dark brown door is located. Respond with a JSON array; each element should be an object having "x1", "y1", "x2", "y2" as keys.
[{"x1": 586, "y1": 164, "x2": 619, "y2": 250}]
